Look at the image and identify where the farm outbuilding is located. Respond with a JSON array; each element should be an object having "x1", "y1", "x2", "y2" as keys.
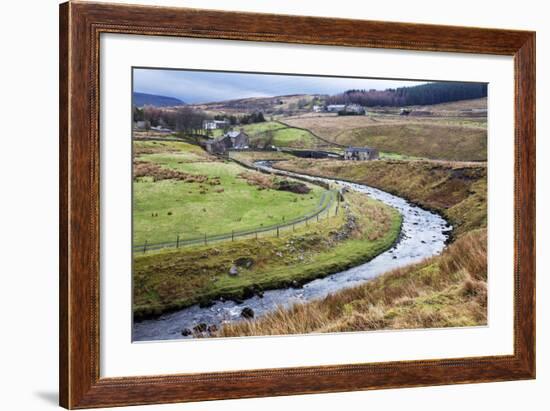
[
  {"x1": 204, "y1": 129, "x2": 249, "y2": 154},
  {"x1": 204, "y1": 139, "x2": 226, "y2": 154},
  {"x1": 326, "y1": 104, "x2": 346, "y2": 113},
  {"x1": 344, "y1": 146, "x2": 379, "y2": 161},
  {"x1": 341, "y1": 104, "x2": 366, "y2": 115},
  {"x1": 224, "y1": 130, "x2": 249, "y2": 149},
  {"x1": 149, "y1": 125, "x2": 173, "y2": 134},
  {"x1": 325, "y1": 104, "x2": 366, "y2": 115},
  {"x1": 203, "y1": 119, "x2": 230, "y2": 130}
]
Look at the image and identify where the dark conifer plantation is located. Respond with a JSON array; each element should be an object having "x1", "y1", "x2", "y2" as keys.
[{"x1": 326, "y1": 82, "x2": 487, "y2": 107}]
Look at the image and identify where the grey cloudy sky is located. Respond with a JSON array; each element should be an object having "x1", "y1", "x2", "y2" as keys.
[{"x1": 133, "y1": 68, "x2": 427, "y2": 104}]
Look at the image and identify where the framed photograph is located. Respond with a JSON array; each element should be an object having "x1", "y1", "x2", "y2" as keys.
[{"x1": 59, "y1": 2, "x2": 535, "y2": 408}]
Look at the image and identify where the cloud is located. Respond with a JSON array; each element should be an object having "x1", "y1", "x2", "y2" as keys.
[{"x1": 133, "y1": 68, "x2": 427, "y2": 103}]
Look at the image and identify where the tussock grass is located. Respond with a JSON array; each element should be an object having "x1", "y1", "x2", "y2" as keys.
[
  {"x1": 418, "y1": 97, "x2": 487, "y2": 111},
  {"x1": 237, "y1": 171, "x2": 277, "y2": 189},
  {"x1": 275, "y1": 159, "x2": 487, "y2": 237},
  {"x1": 337, "y1": 124, "x2": 486, "y2": 161},
  {"x1": 217, "y1": 229, "x2": 487, "y2": 337},
  {"x1": 134, "y1": 161, "x2": 214, "y2": 183},
  {"x1": 134, "y1": 140, "x2": 209, "y2": 158}
]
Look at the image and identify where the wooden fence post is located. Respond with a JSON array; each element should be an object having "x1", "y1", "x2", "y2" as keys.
[
  {"x1": 176, "y1": 234, "x2": 179, "y2": 248},
  {"x1": 277, "y1": 225, "x2": 279, "y2": 237},
  {"x1": 143, "y1": 240, "x2": 147, "y2": 254},
  {"x1": 232, "y1": 230, "x2": 234, "y2": 241},
  {"x1": 204, "y1": 233, "x2": 207, "y2": 245}
]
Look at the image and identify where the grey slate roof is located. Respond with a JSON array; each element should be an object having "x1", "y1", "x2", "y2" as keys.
[
  {"x1": 345, "y1": 146, "x2": 375, "y2": 152},
  {"x1": 225, "y1": 130, "x2": 241, "y2": 138}
]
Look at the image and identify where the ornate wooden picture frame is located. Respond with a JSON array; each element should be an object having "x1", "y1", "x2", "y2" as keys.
[{"x1": 59, "y1": 1, "x2": 535, "y2": 408}]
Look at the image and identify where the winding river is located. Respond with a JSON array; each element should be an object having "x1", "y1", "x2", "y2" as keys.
[{"x1": 133, "y1": 163, "x2": 451, "y2": 341}]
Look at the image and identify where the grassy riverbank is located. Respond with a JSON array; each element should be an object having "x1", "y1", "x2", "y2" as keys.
[
  {"x1": 216, "y1": 158, "x2": 488, "y2": 337},
  {"x1": 274, "y1": 159, "x2": 487, "y2": 237},
  {"x1": 133, "y1": 190, "x2": 402, "y2": 319},
  {"x1": 218, "y1": 229, "x2": 487, "y2": 336}
]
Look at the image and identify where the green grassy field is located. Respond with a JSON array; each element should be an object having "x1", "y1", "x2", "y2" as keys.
[
  {"x1": 378, "y1": 152, "x2": 426, "y2": 161},
  {"x1": 241, "y1": 121, "x2": 287, "y2": 135},
  {"x1": 229, "y1": 150, "x2": 297, "y2": 163},
  {"x1": 133, "y1": 141, "x2": 325, "y2": 245},
  {"x1": 241, "y1": 121, "x2": 321, "y2": 148},
  {"x1": 134, "y1": 140, "x2": 205, "y2": 157},
  {"x1": 133, "y1": 190, "x2": 402, "y2": 318},
  {"x1": 270, "y1": 127, "x2": 319, "y2": 148},
  {"x1": 210, "y1": 129, "x2": 225, "y2": 138}
]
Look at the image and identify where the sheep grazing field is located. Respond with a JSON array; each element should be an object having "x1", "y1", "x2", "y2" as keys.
[{"x1": 132, "y1": 140, "x2": 325, "y2": 245}]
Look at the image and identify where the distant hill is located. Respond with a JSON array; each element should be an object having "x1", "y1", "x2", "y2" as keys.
[
  {"x1": 189, "y1": 94, "x2": 323, "y2": 115},
  {"x1": 133, "y1": 92, "x2": 184, "y2": 107}
]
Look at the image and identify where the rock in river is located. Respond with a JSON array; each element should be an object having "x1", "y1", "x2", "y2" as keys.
[
  {"x1": 229, "y1": 265, "x2": 239, "y2": 276},
  {"x1": 290, "y1": 280, "x2": 303, "y2": 289},
  {"x1": 241, "y1": 307, "x2": 255, "y2": 319},
  {"x1": 181, "y1": 328, "x2": 193, "y2": 336}
]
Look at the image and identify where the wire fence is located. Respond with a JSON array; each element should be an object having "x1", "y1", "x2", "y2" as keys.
[{"x1": 133, "y1": 189, "x2": 341, "y2": 253}]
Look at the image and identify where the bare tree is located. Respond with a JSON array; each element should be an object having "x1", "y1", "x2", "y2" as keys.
[{"x1": 175, "y1": 107, "x2": 208, "y2": 136}]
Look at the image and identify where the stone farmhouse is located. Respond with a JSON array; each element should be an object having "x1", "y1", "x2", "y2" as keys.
[
  {"x1": 319, "y1": 104, "x2": 367, "y2": 115},
  {"x1": 205, "y1": 129, "x2": 249, "y2": 154},
  {"x1": 203, "y1": 119, "x2": 230, "y2": 130},
  {"x1": 342, "y1": 104, "x2": 366, "y2": 115},
  {"x1": 326, "y1": 104, "x2": 346, "y2": 113},
  {"x1": 344, "y1": 146, "x2": 379, "y2": 161}
]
